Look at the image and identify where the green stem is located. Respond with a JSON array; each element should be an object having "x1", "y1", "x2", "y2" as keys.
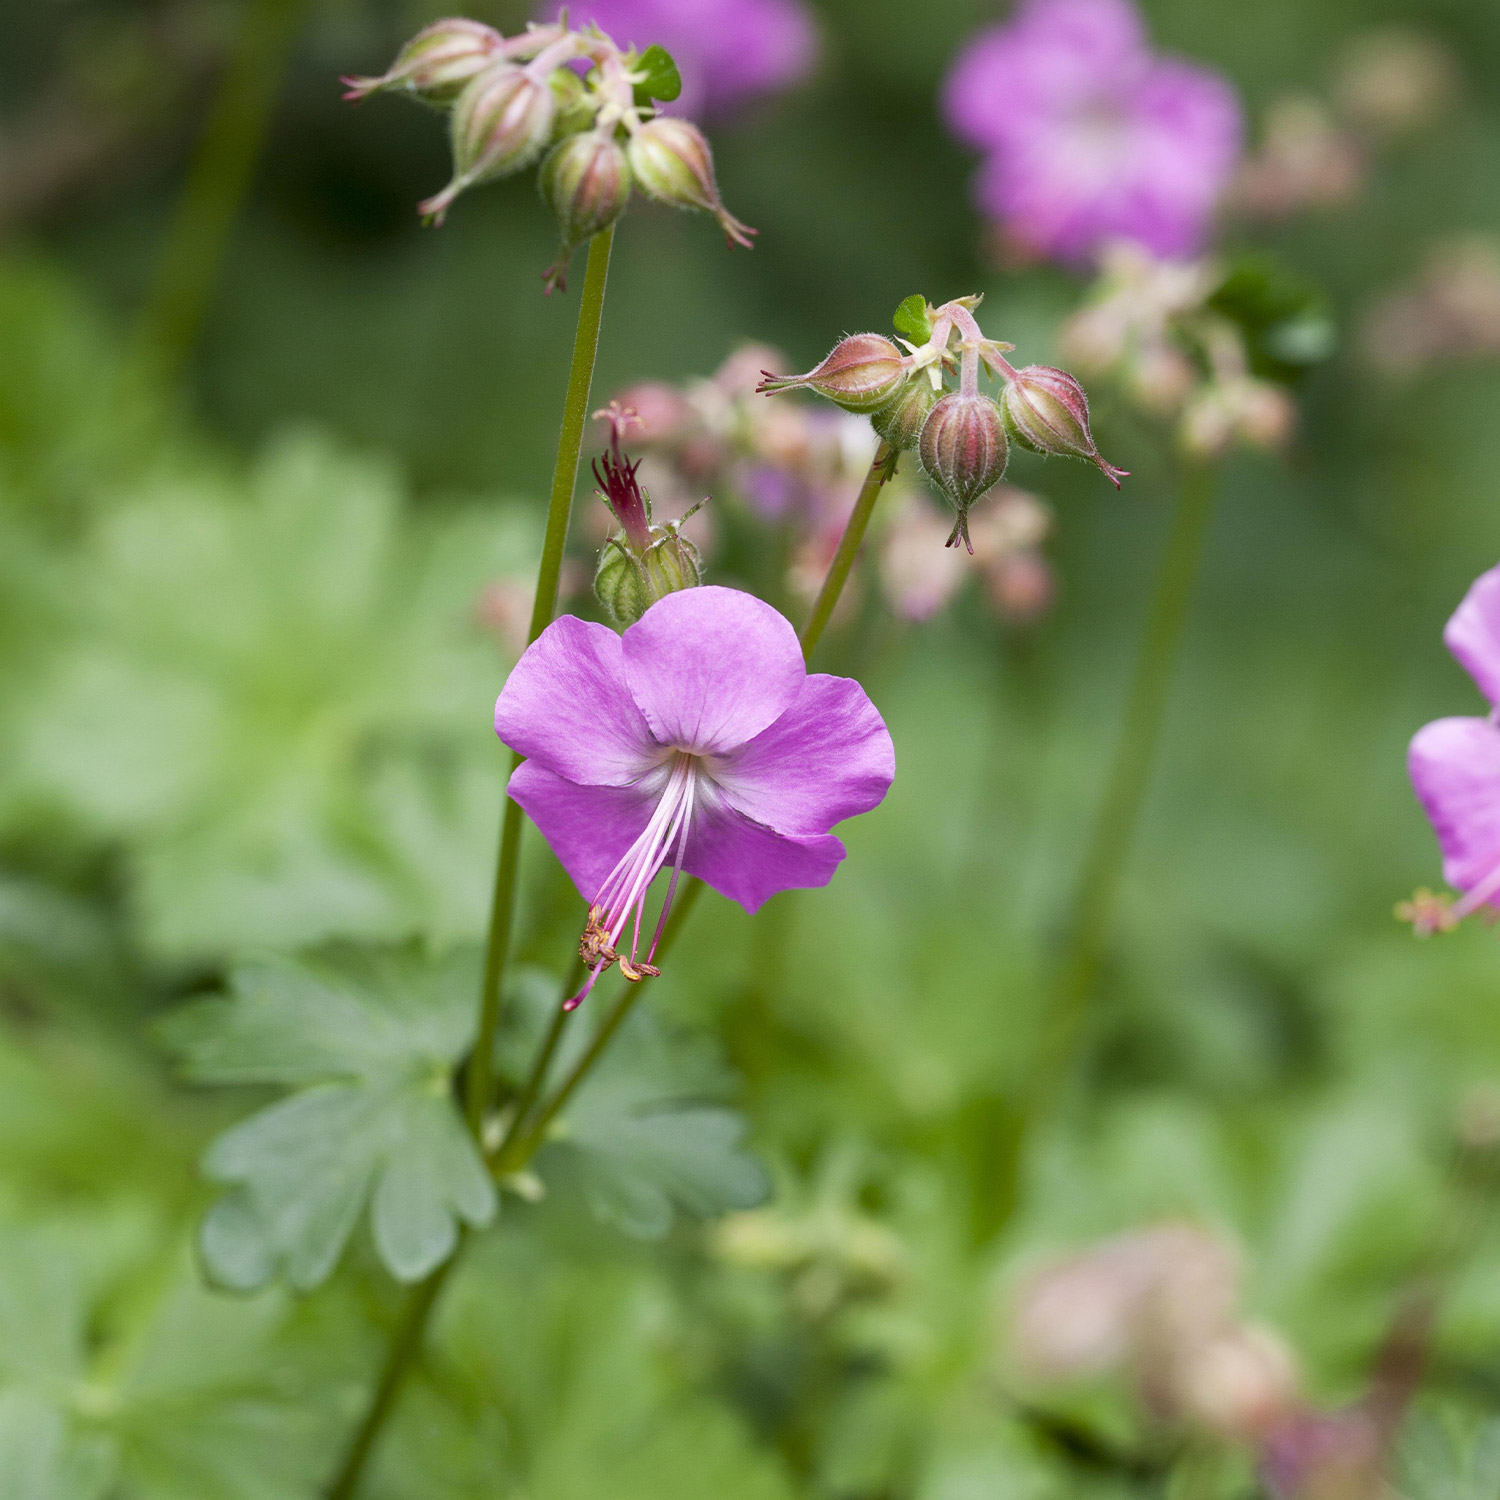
[
  {"x1": 1033, "y1": 459, "x2": 1217, "y2": 1088},
  {"x1": 800, "y1": 443, "x2": 893, "y2": 662},
  {"x1": 135, "y1": 0, "x2": 311, "y2": 383},
  {"x1": 325, "y1": 1254, "x2": 458, "y2": 1500},
  {"x1": 464, "y1": 225, "x2": 615, "y2": 1139}
]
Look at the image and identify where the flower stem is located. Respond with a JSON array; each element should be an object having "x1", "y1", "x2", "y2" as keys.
[
  {"x1": 464, "y1": 224, "x2": 616, "y2": 1140},
  {"x1": 800, "y1": 442, "x2": 894, "y2": 661},
  {"x1": 324, "y1": 1253, "x2": 458, "y2": 1500},
  {"x1": 135, "y1": 0, "x2": 311, "y2": 383},
  {"x1": 1034, "y1": 459, "x2": 1217, "y2": 1086}
]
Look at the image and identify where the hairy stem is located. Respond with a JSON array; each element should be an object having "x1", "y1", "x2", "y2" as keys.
[
  {"x1": 136, "y1": 0, "x2": 311, "y2": 382},
  {"x1": 1033, "y1": 459, "x2": 1217, "y2": 1087},
  {"x1": 800, "y1": 443, "x2": 894, "y2": 662},
  {"x1": 464, "y1": 224, "x2": 616, "y2": 1140}
]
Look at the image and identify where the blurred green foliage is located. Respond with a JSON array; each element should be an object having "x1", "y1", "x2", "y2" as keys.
[{"x1": 5, "y1": 0, "x2": 1500, "y2": 1496}]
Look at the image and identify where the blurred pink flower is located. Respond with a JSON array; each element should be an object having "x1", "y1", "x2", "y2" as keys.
[
  {"x1": 541, "y1": 0, "x2": 818, "y2": 117},
  {"x1": 941, "y1": 0, "x2": 1242, "y2": 263}
]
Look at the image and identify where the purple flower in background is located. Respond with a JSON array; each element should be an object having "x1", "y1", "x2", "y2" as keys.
[
  {"x1": 941, "y1": 0, "x2": 1242, "y2": 263},
  {"x1": 541, "y1": 0, "x2": 818, "y2": 117},
  {"x1": 1407, "y1": 563, "x2": 1500, "y2": 932},
  {"x1": 495, "y1": 586, "x2": 894, "y2": 1006}
]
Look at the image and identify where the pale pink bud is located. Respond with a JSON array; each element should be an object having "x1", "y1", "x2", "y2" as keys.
[
  {"x1": 625, "y1": 117, "x2": 756, "y2": 249},
  {"x1": 758, "y1": 334, "x2": 908, "y2": 414},
  {"x1": 1172, "y1": 1324, "x2": 1299, "y2": 1442},
  {"x1": 343, "y1": 18, "x2": 504, "y2": 104},
  {"x1": 1333, "y1": 27, "x2": 1457, "y2": 139},
  {"x1": 418, "y1": 64, "x2": 556, "y2": 223},
  {"x1": 917, "y1": 392, "x2": 1009, "y2": 549},
  {"x1": 880, "y1": 501, "x2": 967, "y2": 621},
  {"x1": 1001, "y1": 365, "x2": 1127, "y2": 487},
  {"x1": 986, "y1": 551, "x2": 1054, "y2": 623}
]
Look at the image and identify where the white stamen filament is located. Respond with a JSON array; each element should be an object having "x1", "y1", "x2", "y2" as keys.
[{"x1": 1452, "y1": 856, "x2": 1500, "y2": 922}]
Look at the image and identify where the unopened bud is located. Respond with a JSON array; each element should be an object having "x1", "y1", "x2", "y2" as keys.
[
  {"x1": 419, "y1": 64, "x2": 557, "y2": 223},
  {"x1": 1179, "y1": 378, "x2": 1295, "y2": 458},
  {"x1": 758, "y1": 335, "x2": 908, "y2": 414},
  {"x1": 594, "y1": 546, "x2": 652, "y2": 626},
  {"x1": 342, "y1": 18, "x2": 504, "y2": 104},
  {"x1": 548, "y1": 66, "x2": 597, "y2": 141},
  {"x1": 625, "y1": 117, "x2": 756, "y2": 248},
  {"x1": 644, "y1": 528, "x2": 703, "y2": 599},
  {"x1": 917, "y1": 393, "x2": 1009, "y2": 550},
  {"x1": 871, "y1": 377, "x2": 939, "y2": 450},
  {"x1": 541, "y1": 130, "x2": 632, "y2": 293},
  {"x1": 1001, "y1": 366, "x2": 1127, "y2": 487},
  {"x1": 1172, "y1": 1324, "x2": 1299, "y2": 1442},
  {"x1": 594, "y1": 525, "x2": 703, "y2": 625}
]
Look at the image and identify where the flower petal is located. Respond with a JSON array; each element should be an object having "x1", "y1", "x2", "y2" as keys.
[
  {"x1": 714, "y1": 674, "x2": 894, "y2": 836},
  {"x1": 1409, "y1": 715, "x2": 1500, "y2": 895},
  {"x1": 1445, "y1": 562, "x2": 1500, "y2": 707},
  {"x1": 684, "y1": 798, "x2": 845, "y2": 913},
  {"x1": 622, "y1": 586, "x2": 805, "y2": 755},
  {"x1": 506, "y1": 760, "x2": 660, "y2": 899},
  {"x1": 495, "y1": 615, "x2": 658, "y2": 786}
]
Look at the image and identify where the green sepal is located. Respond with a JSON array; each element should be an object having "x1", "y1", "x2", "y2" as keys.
[{"x1": 893, "y1": 294, "x2": 933, "y2": 346}]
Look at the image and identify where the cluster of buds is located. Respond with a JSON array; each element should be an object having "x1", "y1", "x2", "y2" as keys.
[
  {"x1": 1007, "y1": 1225, "x2": 1300, "y2": 1447},
  {"x1": 345, "y1": 16, "x2": 754, "y2": 291},
  {"x1": 1230, "y1": 27, "x2": 1456, "y2": 222},
  {"x1": 1060, "y1": 243, "x2": 1297, "y2": 461},
  {"x1": 1361, "y1": 235, "x2": 1500, "y2": 382},
  {"x1": 759, "y1": 294, "x2": 1125, "y2": 552},
  {"x1": 589, "y1": 403, "x2": 704, "y2": 625}
]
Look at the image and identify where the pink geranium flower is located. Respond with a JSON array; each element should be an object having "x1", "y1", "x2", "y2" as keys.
[
  {"x1": 941, "y1": 0, "x2": 1242, "y2": 263},
  {"x1": 494, "y1": 586, "x2": 894, "y2": 1005},
  {"x1": 1407, "y1": 563, "x2": 1500, "y2": 930}
]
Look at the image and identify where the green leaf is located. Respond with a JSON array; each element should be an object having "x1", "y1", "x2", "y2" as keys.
[
  {"x1": 892, "y1": 294, "x2": 933, "y2": 346},
  {"x1": 0, "y1": 1391, "x2": 114, "y2": 1500},
  {"x1": 160, "y1": 944, "x2": 495, "y2": 1290},
  {"x1": 1206, "y1": 252, "x2": 1336, "y2": 383},
  {"x1": 631, "y1": 44, "x2": 682, "y2": 104},
  {"x1": 545, "y1": 1015, "x2": 768, "y2": 1238}
]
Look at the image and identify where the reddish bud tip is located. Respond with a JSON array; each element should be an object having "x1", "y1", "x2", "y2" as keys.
[
  {"x1": 625, "y1": 118, "x2": 756, "y2": 250},
  {"x1": 918, "y1": 392, "x2": 1009, "y2": 520},
  {"x1": 1001, "y1": 365, "x2": 1127, "y2": 487},
  {"x1": 757, "y1": 334, "x2": 908, "y2": 414}
]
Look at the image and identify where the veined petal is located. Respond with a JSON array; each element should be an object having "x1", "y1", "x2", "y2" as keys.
[
  {"x1": 495, "y1": 616, "x2": 659, "y2": 786},
  {"x1": 1445, "y1": 562, "x2": 1500, "y2": 707},
  {"x1": 507, "y1": 760, "x2": 660, "y2": 898},
  {"x1": 683, "y1": 798, "x2": 845, "y2": 913},
  {"x1": 714, "y1": 674, "x2": 895, "y2": 836},
  {"x1": 622, "y1": 586, "x2": 805, "y2": 755},
  {"x1": 1409, "y1": 715, "x2": 1500, "y2": 896}
]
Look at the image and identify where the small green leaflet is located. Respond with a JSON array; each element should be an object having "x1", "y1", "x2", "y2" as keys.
[
  {"x1": 160, "y1": 944, "x2": 495, "y2": 1291},
  {"x1": 543, "y1": 1014, "x2": 768, "y2": 1239},
  {"x1": 632, "y1": 44, "x2": 683, "y2": 105},
  {"x1": 892, "y1": 295, "x2": 933, "y2": 346}
]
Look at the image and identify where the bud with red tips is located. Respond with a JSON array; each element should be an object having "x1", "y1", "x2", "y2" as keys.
[
  {"x1": 419, "y1": 63, "x2": 557, "y2": 223},
  {"x1": 917, "y1": 393, "x2": 1009, "y2": 550},
  {"x1": 871, "y1": 376, "x2": 939, "y2": 450},
  {"x1": 757, "y1": 335, "x2": 908, "y2": 414},
  {"x1": 625, "y1": 117, "x2": 756, "y2": 249},
  {"x1": 541, "y1": 130, "x2": 633, "y2": 293},
  {"x1": 1000, "y1": 365, "x2": 1128, "y2": 487},
  {"x1": 342, "y1": 18, "x2": 504, "y2": 105}
]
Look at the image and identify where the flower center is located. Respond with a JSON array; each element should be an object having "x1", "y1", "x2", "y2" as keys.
[{"x1": 565, "y1": 749, "x2": 703, "y2": 1009}]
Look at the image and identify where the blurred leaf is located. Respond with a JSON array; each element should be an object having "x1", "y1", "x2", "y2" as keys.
[
  {"x1": 631, "y1": 44, "x2": 682, "y2": 104},
  {"x1": 893, "y1": 294, "x2": 933, "y2": 345},
  {"x1": 545, "y1": 1014, "x2": 768, "y2": 1238},
  {"x1": 160, "y1": 944, "x2": 494, "y2": 1290},
  {"x1": 17, "y1": 429, "x2": 535, "y2": 957},
  {"x1": 0, "y1": 1391, "x2": 113, "y2": 1500},
  {"x1": 1206, "y1": 253, "x2": 1337, "y2": 383},
  {"x1": 1397, "y1": 1409, "x2": 1500, "y2": 1500}
]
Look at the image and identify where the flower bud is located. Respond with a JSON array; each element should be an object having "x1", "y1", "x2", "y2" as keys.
[
  {"x1": 418, "y1": 64, "x2": 557, "y2": 223},
  {"x1": 917, "y1": 393, "x2": 1009, "y2": 549},
  {"x1": 644, "y1": 528, "x2": 703, "y2": 599},
  {"x1": 871, "y1": 377, "x2": 939, "y2": 450},
  {"x1": 540, "y1": 130, "x2": 632, "y2": 293},
  {"x1": 757, "y1": 335, "x2": 908, "y2": 414},
  {"x1": 548, "y1": 66, "x2": 597, "y2": 141},
  {"x1": 594, "y1": 526, "x2": 703, "y2": 625},
  {"x1": 1001, "y1": 365, "x2": 1127, "y2": 487},
  {"x1": 625, "y1": 117, "x2": 756, "y2": 248},
  {"x1": 342, "y1": 19, "x2": 504, "y2": 105},
  {"x1": 594, "y1": 546, "x2": 652, "y2": 626}
]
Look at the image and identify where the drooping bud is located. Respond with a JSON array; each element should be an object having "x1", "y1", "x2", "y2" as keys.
[
  {"x1": 1001, "y1": 365, "x2": 1128, "y2": 487},
  {"x1": 540, "y1": 131, "x2": 632, "y2": 293},
  {"x1": 418, "y1": 64, "x2": 557, "y2": 223},
  {"x1": 342, "y1": 19, "x2": 504, "y2": 105},
  {"x1": 625, "y1": 117, "x2": 757, "y2": 249},
  {"x1": 917, "y1": 393, "x2": 1009, "y2": 550},
  {"x1": 757, "y1": 335, "x2": 908, "y2": 414},
  {"x1": 871, "y1": 376, "x2": 939, "y2": 450}
]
